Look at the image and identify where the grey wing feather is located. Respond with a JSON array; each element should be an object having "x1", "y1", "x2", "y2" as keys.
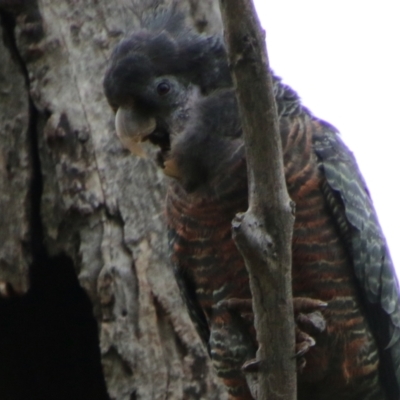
[{"x1": 313, "y1": 121, "x2": 400, "y2": 391}]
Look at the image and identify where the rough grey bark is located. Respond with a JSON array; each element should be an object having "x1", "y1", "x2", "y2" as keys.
[
  {"x1": 0, "y1": 1, "x2": 227, "y2": 399},
  {"x1": 0, "y1": 8, "x2": 31, "y2": 295},
  {"x1": 219, "y1": 0, "x2": 296, "y2": 399}
]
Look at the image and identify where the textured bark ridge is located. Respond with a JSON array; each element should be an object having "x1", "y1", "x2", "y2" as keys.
[
  {"x1": 0, "y1": 7, "x2": 31, "y2": 295},
  {"x1": 0, "y1": 1, "x2": 226, "y2": 399}
]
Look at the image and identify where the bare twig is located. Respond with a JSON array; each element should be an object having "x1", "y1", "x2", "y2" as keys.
[{"x1": 219, "y1": 0, "x2": 296, "y2": 399}]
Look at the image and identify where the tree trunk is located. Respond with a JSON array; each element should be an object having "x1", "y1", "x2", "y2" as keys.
[{"x1": 0, "y1": 1, "x2": 226, "y2": 399}]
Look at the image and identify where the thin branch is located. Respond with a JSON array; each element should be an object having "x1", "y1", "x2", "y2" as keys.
[{"x1": 219, "y1": 0, "x2": 296, "y2": 399}]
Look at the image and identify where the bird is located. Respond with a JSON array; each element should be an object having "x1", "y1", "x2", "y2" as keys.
[{"x1": 103, "y1": 7, "x2": 400, "y2": 400}]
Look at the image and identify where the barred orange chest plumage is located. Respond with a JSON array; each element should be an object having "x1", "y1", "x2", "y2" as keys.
[
  {"x1": 166, "y1": 112, "x2": 388, "y2": 400},
  {"x1": 103, "y1": 11, "x2": 400, "y2": 400}
]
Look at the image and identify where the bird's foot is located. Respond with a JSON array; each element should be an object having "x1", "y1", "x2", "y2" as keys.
[
  {"x1": 216, "y1": 296, "x2": 327, "y2": 372},
  {"x1": 293, "y1": 297, "x2": 327, "y2": 371}
]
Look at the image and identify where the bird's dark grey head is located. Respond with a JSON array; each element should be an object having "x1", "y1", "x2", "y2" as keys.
[{"x1": 103, "y1": 7, "x2": 233, "y2": 179}]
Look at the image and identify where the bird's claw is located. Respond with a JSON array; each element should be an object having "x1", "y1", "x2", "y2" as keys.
[
  {"x1": 293, "y1": 297, "x2": 328, "y2": 313},
  {"x1": 241, "y1": 358, "x2": 261, "y2": 373},
  {"x1": 293, "y1": 296, "x2": 327, "y2": 371},
  {"x1": 297, "y1": 311, "x2": 326, "y2": 333},
  {"x1": 296, "y1": 327, "x2": 316, "y2": 354}
]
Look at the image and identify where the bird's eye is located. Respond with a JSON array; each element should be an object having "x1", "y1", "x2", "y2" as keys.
[{"x1": 157, "y1": 82, "x2": 170, "y2": 96}]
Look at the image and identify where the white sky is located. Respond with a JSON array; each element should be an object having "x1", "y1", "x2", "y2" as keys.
[{"x1": 253, "y1": 0, "x2": 400, "y2": 278}]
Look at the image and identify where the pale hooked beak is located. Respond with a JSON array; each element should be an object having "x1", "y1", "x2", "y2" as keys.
[{"x1": 115, "y1": 107, "x2": 156, "y2": 157}]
